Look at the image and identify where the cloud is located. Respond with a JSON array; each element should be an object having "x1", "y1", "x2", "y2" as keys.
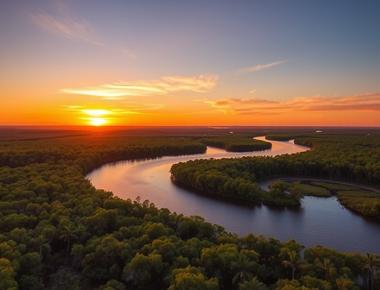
[
  {"x1": 65, "y1": 106, "x2": 141, "y2": 116},
  {"x1": 121, "y1": 49, "x2": 137, "y2": 60},
  {"x1": 237, "y1": 59, "x2": 288, "y2": 75},
  {"x1": 30, "y1": 4, "x2": 103, "y2": 46},
  {"x1": 65, "y1": 102, "x2": 165, "y2": 125},
  {"x1": 205, "y1": 93, "x2": 380, "y2": 115},
  {"x1": 61, "y1": 75, "x2": 218, "y2": 100},
  {"x1": 65, "y1": 106, "x2": 142, "y2": 126}
]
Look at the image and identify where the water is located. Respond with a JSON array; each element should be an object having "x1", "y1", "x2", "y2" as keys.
[{"x1": 87, "y1": 137, "x2": 380, "y2": 253}]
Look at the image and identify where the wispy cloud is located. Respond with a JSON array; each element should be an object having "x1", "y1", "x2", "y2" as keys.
[
  {"x1": 65, "y1": 106, "x2": 141, "y2": 116},
  {"x1": 121, "y1": 48, "x2": 138, "y2": 60},
  {"x1": 61, "y1": 75, "x2": 218, "y2": 100},
  {"x1": 30, "y1": 0, "x2": 103, "y2": 46},
  {"x1": 205, "y1": 93, "x2": 380, "y2": 115},
  {"x1": 65, "y1": 102, "x2": 165, "y2": 125},
  {"x1": 237, "y1": 59, "x2": 288, "y2": 75}
]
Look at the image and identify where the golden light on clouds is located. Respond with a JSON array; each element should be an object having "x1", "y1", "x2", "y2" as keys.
[
  {"x1": 205, "y1": 93, "x2": 380, "y2": 115},
  {"x1": 64, "y1": 106, "x2": 148, "y2": 126},
  {"x1": 81, "y1": 109, "x2": 111, "y2": 117},
  {"x1": 61, "y1": 75, "x2": 218, "y2": 100}
]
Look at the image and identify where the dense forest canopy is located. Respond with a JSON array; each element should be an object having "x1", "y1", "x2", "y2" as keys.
[
  {"x1": 0, "y1": 128, "x2": 379, "y2": 289},
  {"x1": 198, "y1": 135, "x2": 271, "y2": 152}
]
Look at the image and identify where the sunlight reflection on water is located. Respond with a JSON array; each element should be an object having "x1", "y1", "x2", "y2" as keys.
[{"x1": 87, "y1": 137, "x2": 380, "y2": 253}]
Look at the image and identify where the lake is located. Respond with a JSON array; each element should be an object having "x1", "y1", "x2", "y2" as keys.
[{"x1": 87, "y1": 137, "x2": 380, "y2": 253}]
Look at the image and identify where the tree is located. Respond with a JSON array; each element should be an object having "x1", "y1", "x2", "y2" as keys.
[
  {"x1": 364, "y1": 253, "x2": 379, "y2": 290},
  {"x1": 282, "y1": 250, "x2": 299, "y2": 280},
  {"x1": 232, "y1": 254, "x2": 257, "y2": 285},
  {"x1": 59, "y1": 221, "x2": 82, "y2": 257},
  {"x1": 316, "y1": 258, "x2": 336, "y2": 281},
  {"x1": 100, "y1": 279, "x2": 126, "y2": 290},
  {"x1": 238, "y1": 277, "x2": 268, "y2": 290},
  {"x1": 201, "y1": 244, "x2": 241, "y2": 288},
  {"x1": 168, "y1": 266, "x2": 218, "y2": 290},
  {"x1": 48, "y1": 267, "x2": 81, "y2": 290},
  {"x1": 122, "y1": 253, "x2": 163, "y2": 289},
  {"x1": 336, "y1": 277, "x2": 355, "y2": 290},
  {"x1": 0, "y1": 258, "x2": 18, "y2": 290}
]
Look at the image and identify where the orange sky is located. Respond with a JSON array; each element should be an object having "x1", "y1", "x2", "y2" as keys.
[{"x1": 1, "y1": 1, "x2": 380, "y2": 127}]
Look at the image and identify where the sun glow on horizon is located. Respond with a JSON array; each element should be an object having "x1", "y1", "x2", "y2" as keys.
[
  {"x1": 88, "y1": 117, "x2": 108, "y2": 126},
  {"x1": 81, "y1": 109, "x2": 112, "y2": 126}
]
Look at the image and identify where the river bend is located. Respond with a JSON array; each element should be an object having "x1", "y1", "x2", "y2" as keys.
[{"x1": 87, "y1": 137, "x2": 380, "y2": 253}]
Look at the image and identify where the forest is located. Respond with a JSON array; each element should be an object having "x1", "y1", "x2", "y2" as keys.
[
  {"x1": 0, "y1": 129, "x2": 379, "y2": 289},
  {"x1": 171, "y1": 133, "x2": 380, "y2": 218},
  {"x1": 198, "y1": 135, "x2": 272, "y2": 152}
]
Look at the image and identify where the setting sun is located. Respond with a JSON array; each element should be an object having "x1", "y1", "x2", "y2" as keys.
[
  {"x1": 89, "y1": 117, "x2": 108, "y2": 126},
  {"x1": 81, "y1": 109, "x2": 111, "y2": 126}
]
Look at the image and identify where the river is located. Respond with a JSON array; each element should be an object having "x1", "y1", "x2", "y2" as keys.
[{"x1": 87, "y1": 136, "x2": 380, "y2": 253}]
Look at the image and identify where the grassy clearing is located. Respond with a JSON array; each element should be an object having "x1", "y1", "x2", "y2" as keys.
[
  {"x1": 338, "y1": 190, "x2": 380, "y2": 219},
  {"x1": 291, "y1": 183, "x2": 332, "y2": 197},
  {"x1": 310, "y1": 181, "x2": 357, "y2": 191},
  {"x1": 268, "y1": 180, "x2": 380, "y2": 219}
]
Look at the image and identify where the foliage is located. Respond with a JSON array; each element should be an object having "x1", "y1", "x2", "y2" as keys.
[
  {"x1": 337, "y1": 191, "x2": 380, "y2": 219},
  {"x1": 0, "y1": 132, "x2": 378, "y2": 289},
  {"x1": 290, "y1": 183, "x2": 332, "y2": 197},
  {"x1": 171, "y1": 133, "x2": 380, "y2": 216},
  {"x1": 199, "y1": 135, "x2": 271, "y2": 152}
]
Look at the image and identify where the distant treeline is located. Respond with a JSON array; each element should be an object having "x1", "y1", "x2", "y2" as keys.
[
  {"x1": 198, "y1": 136, "x2": 272, "y2": 152},
  {"x1": 265, "y1": 135, "x2": 296, "y2": 141}
]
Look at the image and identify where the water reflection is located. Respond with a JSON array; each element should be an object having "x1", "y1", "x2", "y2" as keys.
[{"x1": 87, "y1": 137, "x2": 380, "y2": 253}]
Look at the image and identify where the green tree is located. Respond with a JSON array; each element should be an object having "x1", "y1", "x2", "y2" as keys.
[
  {"x1": 364, "y1": 253, "x2": 379, "y2": 290},
  {"x1": 238, "y1": 277, "x2": 268, "y2": 290},
  {"x1": 122, "y1": 253, "x2": 163, "y2": 289},
  {"x1": 0, "y1": 258, "x2": 18, "y2": 290},
  {"x1": 336, "y1": 277, "x2": 355, "y2": 290},
  {"x1": 168, "y1": 266, "x2": 218, "y2": 290},
  {"x1": 232, "y1": 254, "x2": 257, "y2": 285},
  {"x1": 282, "y1": 250, "x2": 300, "y2": 280}
]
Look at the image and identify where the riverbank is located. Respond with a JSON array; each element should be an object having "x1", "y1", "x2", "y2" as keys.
[
  {"x1": 259, "y1": 177, "x2": 380, "y2": 220},
  {"x1": 88, "y1": 136, "x2": 380, "y2": 252}
]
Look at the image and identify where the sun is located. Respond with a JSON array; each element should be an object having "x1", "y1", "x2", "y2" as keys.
[
  {"x1": 80, "y1": 109, "x2": 111, "y2": 126},
  {"x1": 89, "y1": 117, "x2": 108, "y2": 126}
]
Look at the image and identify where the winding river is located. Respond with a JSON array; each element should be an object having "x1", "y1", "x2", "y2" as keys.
[{"x1": 87, "y1": 137, "x2": 380, "y2": 253}]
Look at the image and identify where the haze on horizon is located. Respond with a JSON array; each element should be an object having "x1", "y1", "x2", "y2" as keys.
[{"x1": 1, "y1": 0, "x2": 379, "y2": 127}]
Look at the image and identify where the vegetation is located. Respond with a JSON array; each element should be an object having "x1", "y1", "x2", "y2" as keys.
[
  {"x1": 270, "y1": 180, "x2": 380, "y2": 218},
  {"x1": 268, "y1": 181, "x2": 332, "y2": 197},
  {"x1": 290, "y1": 183, "x2": 332, "y2": 197},
  {"x1": 338, "y1": 191, "x2": 380, "y2": 219},
  {"x1": 171, "y1": 133, "x2": 380, "y2": 218},
  {"x1": 0, "y1": 130, "x2": 379, "y2": 289},
  {"x1": 171, "y1": 160, "x2": 302, "y2": 207},
  {"x1": 199, "y1": 135, "x2": 272, "y2": 152},
  {"x1": 310, "y1": 181, "x2": 355, "y2": 191},
  {"x1": 265, "y1": 135, "x2": 295, "y2": 141}
]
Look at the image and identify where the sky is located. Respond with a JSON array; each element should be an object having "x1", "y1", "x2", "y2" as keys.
[{"x1": 1, "y1": 0, "x2": 380, "y2": 126}]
